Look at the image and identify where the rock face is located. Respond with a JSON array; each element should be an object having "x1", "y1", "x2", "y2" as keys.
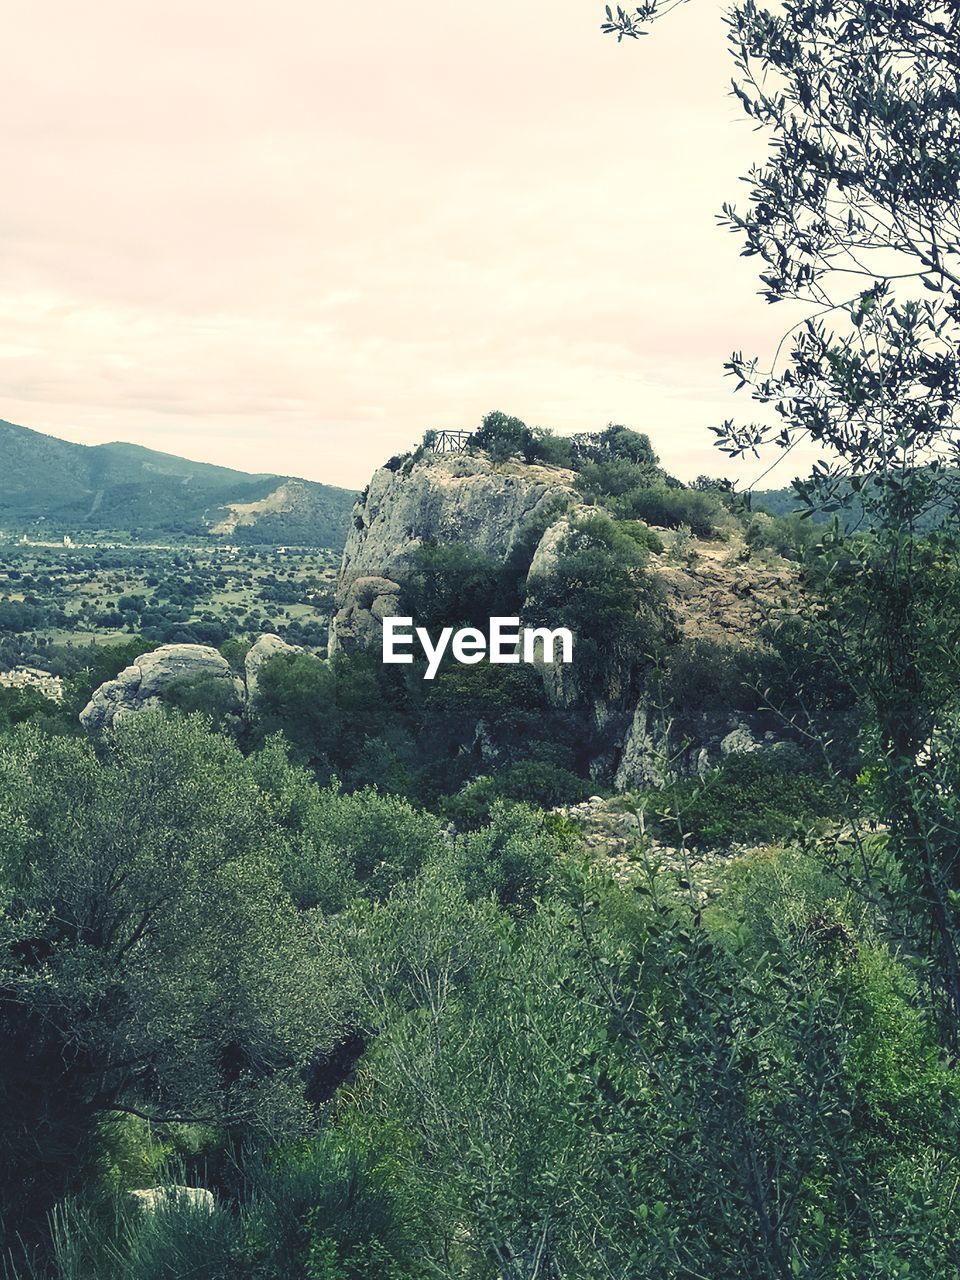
[
  {"x1": 330, "y1": 576, "x2": 402, "y2": 655},
  {"x1": 654, "y1": 542, "x2": 794, "y2": 646},
  {"x1": 524, "y1": 505, "x2": 593, "y2": 585},
  {"x1": 329, "y1": 449, "x2": 803, "y2": 789},
  {"x1": 330, "y1": 452, "x2": 576, "y2": 652},
  {"x1": 614, "y1": 697, "x2": 671, "y2": 791}
]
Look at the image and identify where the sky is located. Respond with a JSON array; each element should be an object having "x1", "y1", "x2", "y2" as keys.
[{"x1": 1, "y1": 1, "x2": 800, "y2": 491}]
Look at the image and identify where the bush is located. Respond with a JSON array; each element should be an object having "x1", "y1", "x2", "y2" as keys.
[
  {"x1": 493, "y1": 759, "x2": 593, "y2": 809},
  {"x1": 661, "y1": 638, "x2": 762, "y2": 739},
  {"x1": 252, "y1": 652, "x2": 338, "y2": 764},
  {"x1": 442, "y1": 761, "x2": 591, "y2": 831},
  {"x1": 647, "y1": 751, "x2": 842, "y2": 847},
  {"x1": 471, "y1": 410, "x2": 528, "y2": 462},
  {"x1": 448, "y1": 800, "x2": 571, "y2": 910},
  {"x1": 525, "y1": 514, "x2": 671, "y2": 692},
  {"x1": 401, "y1": 542, "x2": 502, "y2": 633},
  {"x1": 0, "y1": 716, "x2": 335, "y2": 1251},
  {"x1": 165, "y1": 674, "x2": 241, "y2": 731},
  {"x1": 243, "y1": 1135, "x2": 427, "y2": 1280},
  {"x1": 0, "y1": 685, "x2": 60, "y2": 731},
  {"x1": 471, "y1": 411, "x2": 575, "y2": 468},
  {"x1": 571, "y1": 424, "x2": 659, "y2": 468},
  {"x1": 622, "y1": 484, "x2": 732, "y2": 539},
  {"x1": 745, "y1": 510, "x2": 820, "y2": 560},
  {"x1": 619, "y1": 520, "x2": 665, "y2": 556},
  {"x1": 248, "y1": 741, "x2": 447, "y2": 905}
]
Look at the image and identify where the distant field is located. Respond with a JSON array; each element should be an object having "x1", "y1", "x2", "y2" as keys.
[{"x1": 0, "y1": 540, "x2": 339, "y2": 674}]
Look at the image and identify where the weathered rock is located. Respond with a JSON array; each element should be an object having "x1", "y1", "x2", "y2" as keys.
[
  {"x1": 129, "y1": 1186, "x2": 215, "y2": 1214},
  {"x1": 655, "y1": 548, "x2": 795, "y2": 646},
  {"x1": 245, "y1": 633, "x2": 302, "y2": 702},
  {"x1": 615, "y1": 696, "x2": 670, "y2": 791},
  {"x1": 330, "y1": 575, "x2": 402, "y2": 655},
  {"x1": 524, "y1": 505, "x2": 593, "y2": 585},
  {"x1": 328, "y1": 446, "x2": 804, "y2": 790},
  {"x1": 79, "y1": 644, "x2": 244, "y2": 732},
  {"x1": 331, "y1": 451, "x2": 575, "y2": 652}
]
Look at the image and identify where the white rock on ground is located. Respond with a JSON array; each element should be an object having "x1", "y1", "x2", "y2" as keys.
[{"x1": 128, "y1": 1186, "x2": 215, "y2": 1213}]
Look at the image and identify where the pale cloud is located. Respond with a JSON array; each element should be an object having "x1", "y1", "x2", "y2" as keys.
[{"x1": 1, "y1": 0, "x2": 811, "y2": 490}]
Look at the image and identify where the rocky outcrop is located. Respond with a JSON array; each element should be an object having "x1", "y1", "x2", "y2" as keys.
[
  {"x1": 554, "y1": 793, "x2": 743, "y2": 902},
  {"x1": 330, "y1": 448, "x2": 801, "y2": 789},
  {"x1": 330, "y1": 452, "x2": 575, "y2": 652},
  {"x1": 80, "y1": 645, "x2": 243, "y2": 732},
  {"x1": 615, "y1": 697, "x2": 674, "y2": 791},
  {"x1": 80, "y1": 635, "x2": 303, "y2": 731},
  {"x1": 330, "y1": 576, "x2": 402, "y2": 655},
  {"x1": 654, "y1": 540, "x2": 795, "y2": 645},
  {"x1": 524, "y1": 505, "x2": 592, "y2": 584}
]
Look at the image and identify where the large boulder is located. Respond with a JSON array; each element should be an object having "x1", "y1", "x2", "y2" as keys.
[
  {"x1": 244, "y1": 632, "x2": 303, "y2": 703},
  {"x1": 524, "y1": 505, "x2": 592, "y2": 586},
  {"x1": 79, "y1": 644, "x2": 243, "y2": 732}
]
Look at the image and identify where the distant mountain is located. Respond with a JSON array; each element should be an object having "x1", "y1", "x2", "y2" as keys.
[{"x1": 0, "y1": 419, "x2": 357, "y2": 547}]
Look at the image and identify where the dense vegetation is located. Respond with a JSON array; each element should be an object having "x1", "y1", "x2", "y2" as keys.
[
  {"x1": 6, "y1": 0, "x2": 960, "y2": 1273},
  {"x1": 5, "y1": 409, "x2": 960, "y2": 1276},
  {"x1": 4, "y1": 698, "x2": 960, "y2": 1278},
  {"x1": 0, "y1": 542, "x2": 336, "y2": 683}
]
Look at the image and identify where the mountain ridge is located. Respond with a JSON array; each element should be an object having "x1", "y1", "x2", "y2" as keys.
[{"x1": 0, "y1": 418, "x2": 357, "y2": 547}]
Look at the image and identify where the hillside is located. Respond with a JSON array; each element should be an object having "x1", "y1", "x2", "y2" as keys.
[{"x1": 0, "y1": 419, "x2": 356, "y2": 547}]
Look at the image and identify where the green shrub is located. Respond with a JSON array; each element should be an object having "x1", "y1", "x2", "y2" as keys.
[
  {"x1": 471, "y1": 411, "x2": 575, "y2": 468},
  {"x1": 492, "y1": 759, "x2": 593, "y2": 809},
  {"x1": 252, "y1": 651, "x2": 338, "y2": 764},
  {"x1": 448, "y1": 801, "x2": 572, "y2": 910},
  {"x1": 121, "y1": 1197, "x2": 243, "y2": 1280},
  {"x1": 572, "y1": 423, "x2": 660, "y2": 468},
  {"x1": 440, "y1": 775, "x2": 499, "y2": 831},
  {"x1": 471, "y1": 410, "x2": 528, "y2": 462},
  {"x1": 0, "y1": 685, "x2": 60, "y2": 731},
  {"x1": 745, "y1": 510, "x2": 820, "y2": 560},
  {"x1": 0, "y1": 716, "x2": 335, "y2": 1252},
  {"x1": 248, "y1": 740, "x2": 446, "y2": 905},
  {"x1": 402, "y1": 542, "x2": 502, "y2": 633},
  {"x1": 442, "y1": 761, "x2": 591, "y2": 831},
  {"x1": 618, "y1": 519, "x2": 665, "y2": 556},
  {"x1": 622, "y1": 484, "x2": 731, "y2": 539},
  {"x1": 244, "y1": 1135, "x2": 428, "y2": 1280},
  {"x1": 525, "y1": 514, "x2": 671, "y2": 692},
  {"x1": 647, "y1": 751, "x2": 842, "y2": 847},
  {"x1": 165, "y1": 673, "x2": 240, "y2": 730},
  {"x1": 661, "y1": 637, "x2": 764, "y2": 739},
  {"x1": 575, "y1": 457, "x2": 659, "y2": 503}
]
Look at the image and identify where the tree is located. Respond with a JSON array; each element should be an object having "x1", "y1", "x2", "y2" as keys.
[
  {"x1": 472, "y1": 411, "x2": 529, "y2": 462},
  {"x1": 609, "y1": 0, "x2": 960, "y2": 1039},
  {"x1": 251, "y1": 650, "x2": 339, "y2": 765},
  {"x1": 606, "y1": 0, "x2": 960, "y2": 519},
  {"x1": 0, "y1": 715, "x2": 338, "y2": 1249}
]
